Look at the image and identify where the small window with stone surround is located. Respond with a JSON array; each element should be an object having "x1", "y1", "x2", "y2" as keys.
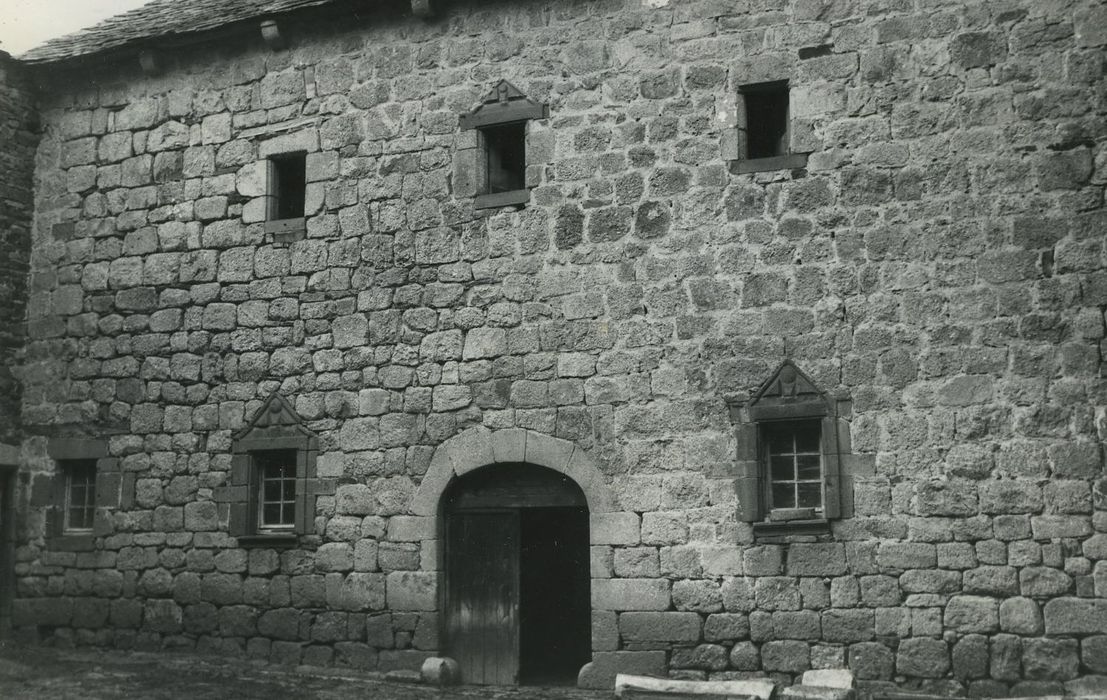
[
  {"x1": 731, "y1": 80, "x2": 808, "y2": 174},
  {"x1": 728, "y1": 361, "x2": 855, "y2": 541},
  {"x1": 265, "y1": 152, "x2": 306, "y2": 238},
  {"x1": 61, "y1": 460, "x2": 97, "y2": 533},
  {"x1": 458, "y1": 80, "x2": 549, "y2": 210},
  {"x1": 41, "y1": 437, "x2": 125, "y2": 552},
  {"x1": 224, "y1": 392, "x2": 327, "y2": 545}
]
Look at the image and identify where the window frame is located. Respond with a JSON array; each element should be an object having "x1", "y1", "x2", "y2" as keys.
[
  {"x1": 458, "y1": 80, "x2": 549, "y2": 210},
  {"x1": 730, "y1": 79, "x2": 809, "y2": 175},
  {"x1": 728, "y1": 362, "x2": 852, "y2": 541},
  {"x1": 61, "y1": 459, "x2": 98, "y2": 534},
  {"x1": 253, "y1": 449, "x2": 299, "y2": 533},
  {"x1": 263, "y1": 151, "x2": 307, "y2": 239},
  {"x1": 43, "y1": 437, "x2": 124, "y2": 552},
  {"x1": 761, "y1": 419, "x2": 825, "y2": 517},
  {"x1": 226, "y1": 393, "x2": 322, "y2": 546}
]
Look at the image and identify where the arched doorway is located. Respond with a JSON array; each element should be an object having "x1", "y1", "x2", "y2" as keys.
[{"x1": 442, "y1": 463, "x2": 591, "y2": 685}]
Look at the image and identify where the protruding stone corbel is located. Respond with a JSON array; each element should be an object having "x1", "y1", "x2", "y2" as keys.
[
  {"x1": 260, "y1": 19, "x2": 286, "y2": 51},
  {"x1": 138, "y1": 49, "x2": 162, "y2": 77},
  {"x1": 411, "y1": 0, "x2": 438, "y2": 18}
]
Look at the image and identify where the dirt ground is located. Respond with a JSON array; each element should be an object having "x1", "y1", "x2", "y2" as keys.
[{"x1": 0, "y1": 644, "x2": 610, "y2": 700}]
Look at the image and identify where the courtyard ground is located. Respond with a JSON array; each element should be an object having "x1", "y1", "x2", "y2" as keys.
[{"x1": 0, "y1": 643, "x2": 609, "y2": 700}]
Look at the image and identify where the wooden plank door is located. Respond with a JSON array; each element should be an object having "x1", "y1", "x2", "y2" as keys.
[{"x1": 445, "y1": 510, "x2": 519, "y2": 685}]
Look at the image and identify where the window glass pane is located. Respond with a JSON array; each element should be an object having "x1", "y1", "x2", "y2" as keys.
[
  {"x1": 797, "y1": 454, "x2": 821, "y2": 480},
  {"x1": 797, "y1": 482, "x2": 822, "y2": 509},
  {"x1": 772, "y1": 482, "x2": 795, "y2": 509},
  {"x1": 794, "y1": 428, "x2": 820, "y2": 454},
  {"x1": 281, "y1": 479, "x2": 297, "y2": 501},
  {"x1": 764, "y1": 425, "x2": 792, "y2": 454},
  {"x1": 262, "y1": 503, "x2": 282, "y2": 526},
  {"x1": 263, "y1": 479, "x2": 281, "y2": 501},
  {"x1": 770, "y1": 456, "x2": 793, "y2": 481}
]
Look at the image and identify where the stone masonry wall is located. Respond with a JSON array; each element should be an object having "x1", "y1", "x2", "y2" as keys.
[
  {"x1": 0, "y1": 51, "x2": 37, "y2": 450},
  {"x1": 13, "y1": 0, "x2": 1107, "y2": 693}
]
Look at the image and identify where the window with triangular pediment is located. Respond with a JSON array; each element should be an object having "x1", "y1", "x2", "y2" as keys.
[
  {"x1": 728, "y1": 361, "x2": 859, "y2": 542},
  {"x1": 223, "y1": 392, "x2": 322, "y2": 543}
]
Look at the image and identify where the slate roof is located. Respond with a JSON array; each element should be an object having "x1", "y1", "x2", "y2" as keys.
[{"x1": 20, "y1": 0, "x2": 342, "y2": 64}]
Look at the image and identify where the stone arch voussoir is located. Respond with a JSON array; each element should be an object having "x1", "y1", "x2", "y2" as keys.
[{"x1": 410, "y1": 426, "x2": 617, "y2": 516}]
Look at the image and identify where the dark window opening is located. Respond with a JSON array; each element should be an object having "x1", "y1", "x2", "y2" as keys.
[
  {"x1": 255, "y1": 450, "x2": 297, "y2": 531},
  {"x1": 269, "y1": 153, "x2": 306, "y2": 221},
  {"x1": 61, "y1": 460, "x2": 97, "y2": 532},
  {"x1": 743, "y1": 82, "x2": 790, "y2": 159},
  {"x1": 482, "y1": 122, "x2": 526, "y2": 194},
  {"x1": 763, "y1": 420, "x2": 823, "y2": 512}
]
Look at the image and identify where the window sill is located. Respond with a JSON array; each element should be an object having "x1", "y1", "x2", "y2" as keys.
[
  {"x1": 474, "y1": 189, "x2": 530, "y2": 210},
  {"x1": 264, "y1": 217, "x2": 306, "y2": 243},
  {"x1": 236, "y1": 533, "x2": 299, "y2": 548},
  {"x1": 729, "y1": 153, "x2": 809, "y2": 175},
  {"x1": 752, "y1": 518, "x2": 830, "y2": 543},
  {"x1": 48, "y1": 533, "x2": 96, "y2": 551}
]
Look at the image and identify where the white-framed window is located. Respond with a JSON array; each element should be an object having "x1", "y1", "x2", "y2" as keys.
[
  {"x1": 763, "y1": 420, "x2": 824, "y2": 513},
  {"x1": 256, "y1": 450, "x2": 297, "y2": 531},
  {"x1": 61, "y1": 460, "x2": 97, "y2": 533}
]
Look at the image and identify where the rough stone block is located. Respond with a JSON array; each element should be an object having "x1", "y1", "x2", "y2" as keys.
[
  {"x1": 821, "y1": 609, "x2": 874, "y2": 643},
  {"x1": 592, "y1": 610, "x2": 618, "y2": 651},
  {"x1": 490, "y1": 428, "x2": 526, "y2": 464},
  {"x1": 1032, "y1": 515, "x2": 1092, "y2": 539},
  {"x1": 385, "y1": 572, "x2": 436, "y2": 611},
  {"x1": 944, "y1": 595, "x2": 999, "y2": 633},
  {"x1": 787, "y1": 543, "x2": 847, "y2": 576},
  {"x1": 590, "y1": 512, "x2": 640, "y2": 546},
  {"x1": 1043, "y1": 597, "x2": 1107, "y2": 634},
  {"x1": 591, "y1": 578, "x2": 670, "y2": 611},
  {"x1": 848, "y1": 642, "x2": 893, "y2": 680},
  {"x1": 387, "y1": 516, "x2": 434, "y2": 542},
  {"x1": 578, "y1": 651, "x2": 667, "y2": 690},
  {"x1": 998, "y1": 596, "x2": 1043, "y2": 635},
  {"x1": 1081, "y1": 636, "x2": 1107, "y2": 673},
  {"x1": 618, "y1": 611, "x2": 702, "y2": 642},
  {"x1": 802, "y1": 669, "x2": 854, "y2": 689},
  {"x1": 1022, "y1": 638, "x2": 1080, "y2": 681},
  {"x1": 704, "y1": 613, "x2": 749, "y2": 642},
  {"x1": 896, "y1": 638, "x2": 949, "y2": 678},
  {"x1": 1019, "y1": 566, "x2": 1072, "y2": 597},
  {"x1": 762, "y1": 640, "x2": 811, "y2": 673}
]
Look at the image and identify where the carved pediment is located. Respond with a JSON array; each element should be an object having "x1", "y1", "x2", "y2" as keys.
[
  {"x1": 460, "y1": 79, "x2": 549, "y2": 130},
  {"x1": 745, "y1": 361, "x2": 829, "y2": 420},
  {"x1": 751, "y1": 360, "x2": 822, "y2": 404},
  {"x1": 234, "y1": 392, "x2": 315, "y2": 441}
]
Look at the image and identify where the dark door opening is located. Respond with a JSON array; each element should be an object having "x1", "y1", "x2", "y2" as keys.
[
  {"x1": 519, "y1": 506, "x2": 590, "y2": 685},
  {"x1": 443, "y1": 464, "x2": 591, "y2": 686}
]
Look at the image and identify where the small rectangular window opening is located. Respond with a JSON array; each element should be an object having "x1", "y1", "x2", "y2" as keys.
[
  {"x1": 482, "y1": 122, "x2": 526, "y2": 194},
  {"x1": 763, "y1": 421, "x2": 823, "y2": 512},
  {"x1": 62, "y1": 460, "x2": 97, "y2": 532},
  {"x1": 256, "y1": 450, "x2": 297, "y2": 531},
  {"x1": 268, "y1": 153, "x2": 306, "y2": 221},
  {"x1": 742, "y1": 81, "x2": 790, "y2": 160}
]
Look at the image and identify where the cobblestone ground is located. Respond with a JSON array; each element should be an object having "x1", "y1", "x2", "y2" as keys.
[{"x1": 0, "y1": 644, "x2": 609, "y2": 700}]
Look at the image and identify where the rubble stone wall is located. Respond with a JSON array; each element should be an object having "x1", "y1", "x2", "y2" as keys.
[
  {"x1": 0, "y1": 51, "x2": 37, "y2": 451},
  {"x1": 13, "y1": 0, "x2": 1107, "y2": 693}
]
